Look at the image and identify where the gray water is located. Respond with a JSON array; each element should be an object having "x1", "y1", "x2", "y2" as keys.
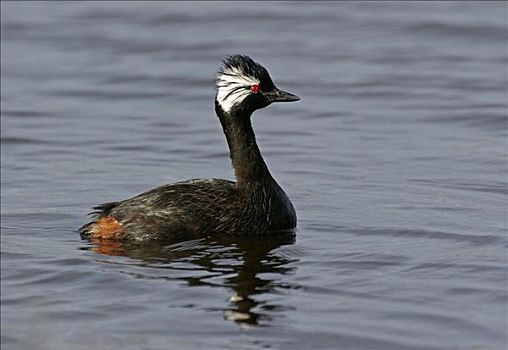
[{"x1": 1, "y1": 2, "x2": 507, "y2": 349}]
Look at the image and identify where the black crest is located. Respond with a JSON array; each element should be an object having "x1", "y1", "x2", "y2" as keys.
[{"x1": 218, "y1": 55, "x2": 274, "y2": 88}]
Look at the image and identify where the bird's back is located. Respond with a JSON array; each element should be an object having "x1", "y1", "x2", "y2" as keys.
[{"x1": 80, "y1": 179, "x2": 238, "y2": 240}]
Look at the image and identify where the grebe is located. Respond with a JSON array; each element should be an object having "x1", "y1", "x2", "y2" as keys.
[{"x1": 79, "y1": 55, "x2": 300, "y2": 241}]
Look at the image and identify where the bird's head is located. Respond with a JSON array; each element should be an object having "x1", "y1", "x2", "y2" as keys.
[{"x1": 215, "y1": 55, "x2": 299, "y2": 115}]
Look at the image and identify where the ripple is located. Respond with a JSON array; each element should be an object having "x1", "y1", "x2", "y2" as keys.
[
  {"x1": 1, "y1": 136, "x2": 51, "y2": 145},
  {"x1": 410, "y1": 178, "x2": 508, "y2": 196},
  {"x1": 408, "y1": 21, "x2": 507, "y2": 41},
  {"x1": 1, "y1": 110, "x2": 51, "y2": 118},
  {"x1": 46, "y1": 89, "x2": 167, "y2": 100},
  {"x1": 351, "y1": 227, "x2": 506, "y2": 246}
]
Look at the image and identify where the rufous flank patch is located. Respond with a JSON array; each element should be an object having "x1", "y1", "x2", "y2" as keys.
[{"x1": 91, "y1": 216, "x2": 124, "y2": 240}]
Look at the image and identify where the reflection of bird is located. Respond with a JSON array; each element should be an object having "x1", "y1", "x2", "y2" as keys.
[
  {"x1": 86, "y1": 233, "x2": 297, "y2": 326},
  {"x1": 223, "y1": 234, "x2": 297, "y2": 326},
  {"x1": 80, "y1": 55, "x2": 300, "y2": 240}
]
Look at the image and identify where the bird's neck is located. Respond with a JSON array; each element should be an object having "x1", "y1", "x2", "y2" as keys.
[{"x1": 216, "y1": 104, "x2": 272, "y2": 191}]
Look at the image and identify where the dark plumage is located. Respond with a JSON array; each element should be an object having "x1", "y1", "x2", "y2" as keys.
[{"x1": 79, "y1": 55, "x2": 300, "y2": 241}]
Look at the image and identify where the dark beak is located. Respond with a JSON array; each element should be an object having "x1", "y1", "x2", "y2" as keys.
[{"x1": 265, "y1": 88, "x2": 300, "y2": 103}]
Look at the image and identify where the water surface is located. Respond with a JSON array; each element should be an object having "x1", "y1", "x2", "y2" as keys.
[{"x1": 1, "y1": 2, "x2": 507, "y2": 349}]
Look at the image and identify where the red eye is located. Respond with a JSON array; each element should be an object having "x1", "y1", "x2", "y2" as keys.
[{"x1": 251, "y1": 84, "x2": 260, "y2": 93}]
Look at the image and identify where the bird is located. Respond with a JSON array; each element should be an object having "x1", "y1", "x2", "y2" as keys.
[{"x1": 79, "y1": 55, "x2": 300, "y2": 241}]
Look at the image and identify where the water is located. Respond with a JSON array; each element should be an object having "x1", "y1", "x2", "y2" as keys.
[{"x1": 1, "y1": 2, "x2": 507, "y2": 349}]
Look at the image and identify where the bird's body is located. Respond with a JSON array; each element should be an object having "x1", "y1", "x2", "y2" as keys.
[{"x1": 80, "y1": 55, "x2": 299, "y2": 241}]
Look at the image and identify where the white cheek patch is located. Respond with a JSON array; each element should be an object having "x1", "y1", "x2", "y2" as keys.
[{"x1": 216, "y1": 67, "x2": 259, "y2": 113}]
